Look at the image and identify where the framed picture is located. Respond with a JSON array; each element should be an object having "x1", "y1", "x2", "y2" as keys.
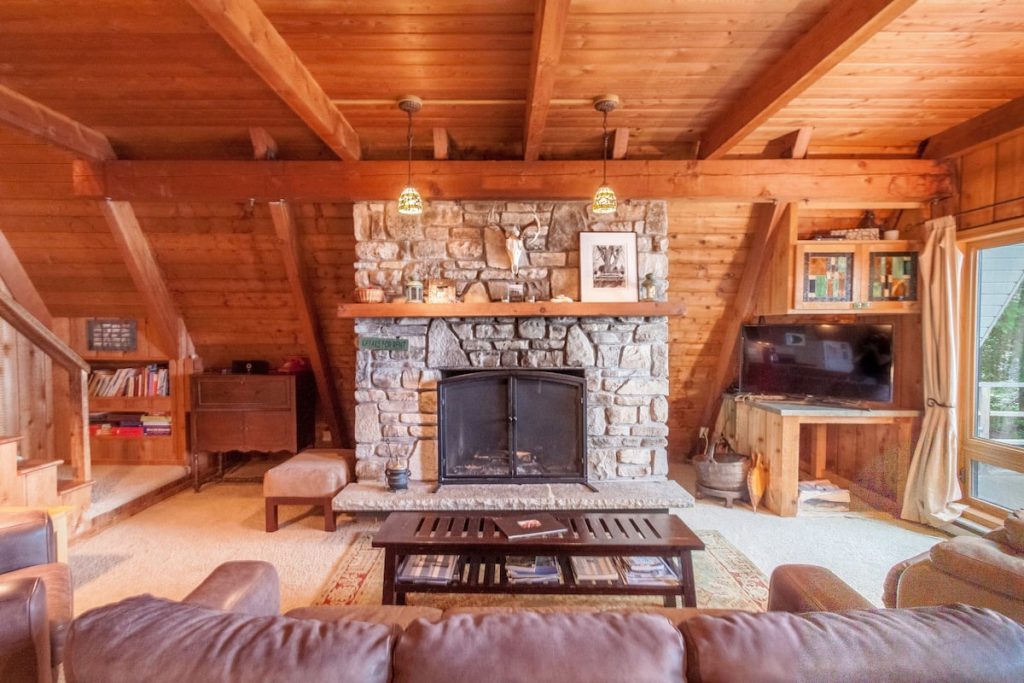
[{"x1": 579, "y1": 231, "x2": 638, "y2": 302}]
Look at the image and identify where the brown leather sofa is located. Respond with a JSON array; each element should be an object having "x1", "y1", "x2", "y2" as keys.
[
  {"x1": 63, "y1": 560, "x2": 1024, "y2": 682},
  {"x1": 0, "y1": 510, "x2": 73, "y2": 683}
]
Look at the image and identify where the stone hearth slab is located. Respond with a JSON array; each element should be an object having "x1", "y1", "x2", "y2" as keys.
[{"x1": 333, "y1": 479, "x2": 693, "y2": 512}]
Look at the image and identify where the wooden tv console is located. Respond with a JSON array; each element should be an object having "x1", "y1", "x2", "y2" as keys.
[{"x1": 723, "y1": 396, "x2": 921, "y2": 516}]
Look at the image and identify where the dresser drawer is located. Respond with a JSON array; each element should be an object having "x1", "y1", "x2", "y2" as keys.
[{"x1": 193, "y1": 376, "x2": 292, "y2": 409}]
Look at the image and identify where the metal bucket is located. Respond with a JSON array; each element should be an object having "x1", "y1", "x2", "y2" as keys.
[{"x1": 694, "y1": 452, "x2": 750, "y2": 492}]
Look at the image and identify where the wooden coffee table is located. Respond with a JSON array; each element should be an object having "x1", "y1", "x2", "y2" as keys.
[{"x1": 372, "y1": 511, "x2": 705, "y2": 607}]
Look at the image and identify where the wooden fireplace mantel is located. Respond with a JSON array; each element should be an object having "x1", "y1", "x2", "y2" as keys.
[{"x1": 337, "y1": 301, "x2": 685, "y2": 319}]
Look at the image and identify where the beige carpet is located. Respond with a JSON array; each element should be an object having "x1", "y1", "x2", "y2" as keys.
[{"x1": 317, "y1": 529, "x2": 768, "y2": 611}]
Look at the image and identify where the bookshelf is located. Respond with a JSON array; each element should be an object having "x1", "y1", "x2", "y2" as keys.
[{"x1": 65, "y1": 317, "x2": 188, "y2": 466}]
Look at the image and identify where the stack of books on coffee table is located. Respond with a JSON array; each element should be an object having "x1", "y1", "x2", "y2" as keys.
[
  {"x1": 505, "y1": 556, "x2": 563, "y2": 585},
  {"x1": 570, "y1": 556, "x2": 622, "y2": 584},
  {"x1": 397, "y1": 554, "x2": 459, "y2": 585},
  {"x1": 618, "y1": 556, "x2": 679, "y2": 586}
]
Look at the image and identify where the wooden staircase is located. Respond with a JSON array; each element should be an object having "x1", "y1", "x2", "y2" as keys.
[{"x1": 0, "y1": 436, "x2": 93, "y2": 529}]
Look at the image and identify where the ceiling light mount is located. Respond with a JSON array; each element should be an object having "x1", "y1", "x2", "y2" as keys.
[
  {"x1": 593, "y1": 94, "x2": 620, "y2": 115},
  {"x1": 397, "y1": 95, "x2": 423, "y2": 115}
]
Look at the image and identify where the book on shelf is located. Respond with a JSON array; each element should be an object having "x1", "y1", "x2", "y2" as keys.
[
  {"x1": 88, "y1": 364, "x2": 169, "y2": 398},
  {"x1": 397, "y1": 554, "x2": 459, "y2": 585},
  {"x1": 617, "y1": 556, "x2": 679, "y2": 586},
  {"x1": 569, "y1": 556, "x2": 621, "y2": 584},
  {"x1": 504, "y1": 556, "x2": 563, "y2": 585},
  {"x1": 797, "y1": 479, "x2": 850, "y2": 515},
  {"x1": 89, "y1": 411, "x2": 171, "y2": 437},
  {"x1": 493, "y1": 512, "x2": 568, "y2": 540}
]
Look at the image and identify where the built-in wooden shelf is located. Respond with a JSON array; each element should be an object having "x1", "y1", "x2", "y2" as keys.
[{"x1": 338, "y1": 301, "x2": 686, "y2": 319}]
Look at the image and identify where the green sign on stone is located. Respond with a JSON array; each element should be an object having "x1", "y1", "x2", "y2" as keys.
[{"x1": 359, "y1": 336, "x2": 410, "y2": 352}]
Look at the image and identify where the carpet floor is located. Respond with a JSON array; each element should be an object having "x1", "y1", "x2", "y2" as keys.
[
  {"x1": 69, "y1": 464, "x2": 945, "y2": 615},
  {"x1": 316, "y1": 529, "x2": 768, "y2": 611}
]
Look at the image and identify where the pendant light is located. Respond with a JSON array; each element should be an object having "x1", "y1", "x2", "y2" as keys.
[
  {"x1": 592, "y1": 95, "x2": 620, "y2": 215},
  {"x1": 397, "y1": 95, "x2": 423, "y2": 215}
]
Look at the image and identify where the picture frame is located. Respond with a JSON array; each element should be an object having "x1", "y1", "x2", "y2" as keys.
[{"x1": 579, "y1": 231, "x2": 638, "y2": 302}]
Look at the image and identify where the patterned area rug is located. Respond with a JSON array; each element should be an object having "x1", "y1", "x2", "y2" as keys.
[{"x1": 316, "y1": 529, "x2": 768, "y2": 611}]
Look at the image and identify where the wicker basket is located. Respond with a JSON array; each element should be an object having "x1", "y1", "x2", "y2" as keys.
[{"x1": 355, "y1": 287, "x2": 385, "y2": 303}]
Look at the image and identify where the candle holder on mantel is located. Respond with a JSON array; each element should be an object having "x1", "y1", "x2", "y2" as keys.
[{"x1": 384, "y1": 442, "x2": 411, "y2": 492}]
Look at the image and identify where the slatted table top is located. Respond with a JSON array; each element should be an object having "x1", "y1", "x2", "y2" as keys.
[{"x1": 372, "y1": 511, "x2": 704, "y2": 554}]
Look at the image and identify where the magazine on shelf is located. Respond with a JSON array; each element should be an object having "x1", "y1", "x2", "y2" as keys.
[
  {"x1": 505, "y1": 556, "x2": 563, "y2": 585},
  {"x1": 618, "y1": 556, "x2": 679, "y2": 586},
  {"x1": 493, "y1": 512, "x2": 568, "y2": 540},
  {"x1": 797, "y1": 479, "x2": 850, "y2": 515},
  {"x1": 397, "y1": 554, "x2": 459, "y2": 585},
  {"x1": 570, "y1": 556, "x2": 621, "y2": 584}
]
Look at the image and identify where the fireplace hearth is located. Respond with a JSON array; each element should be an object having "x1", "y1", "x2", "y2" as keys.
[{"x1": 438, "y1": 369, "x2": 587, "y2": 486}]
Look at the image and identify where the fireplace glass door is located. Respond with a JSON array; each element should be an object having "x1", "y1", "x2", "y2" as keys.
[{"x1": 438, "y1": 370, "x2": 586, "y2": 485}]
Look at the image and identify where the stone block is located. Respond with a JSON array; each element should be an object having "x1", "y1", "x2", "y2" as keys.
[
  {"x1": 384, "y1": 208, "x2": 424, "y2": 240},
  {"x1": 470, "y1": 351, "x2": 501, "y2": 367},
  {"x1": 548, "y1": 203, "x2": 587, "y2": 251},
  {"x1": 452, "y1": 323, "x2": 475, "y2": 339},
  {"x1": 620, "y1": 345, "x2": 651, "y2": 371},
  {"x1": 529, "y1": 252, "x2": 566, "y2": 267},
  {"x1": 549, "y1": 324, "x2": 567, "y2": 339},
  {"x1": 420, "y1": 391, "x2": 439, "y2": 413},
  {"x1": 589, "y1": 392, "x2": 614, "y2": 407},
  {"x1": 462, "y1": 340, "x2": 495, "y2": 351},
  {"x1": 607, "y1": 425, "x2": 632, "y2": 436},
  {"x1": 500, "y1": 351, "x2": 520, "y2": 366},
  {"x1": 355, "y1": 403, "x2": 382, "y2": 442},
  {"x1": 581, "y1": 322, "x2": 610, "y2": 332},
  {"x1": 380, "y1": 400, "x2": 419, "y2": 413},
  {"x1": 530, "y1": 340, "x2": 565, "y2": 351},
  {"x1": 607, "y1": 405, "x2": 638, "y2": 424},
  {"x1": 618, "y1": 378, "x2": 669, "y2": 396},
  {"x1": 523, "y1": 350, "x2": 562, "y2": 367},
  {"x1": 617, "y1": 448, "x2": 652, "y2": 466},
  {"x1": 588, "y1": 407, "x2": 607, "y2": 436},
  {"x1": 408, "y1": 440, "x2": 439, "y2": 481},
  {"x1": 652, "y1": 449, "x2": 669, "y2": 476},
  {"x1": 386, "y1": 390, "x2": 418, "y2": 401},
  {"x1": 355, "y1": 241, "x2": 400, "y2": 261},
  {"x1": 590, "y1": 331, "x2": 632, "y2": 344},
  {"x1": 617, "y1": 463, "x2": 652, "y2": 478},
  {"x1": 462, "y1": 282, "x2": 490, "y2": 302},
  {"x1": 598, "y1": 345, "x2": 621, "y2": 368},
  {"x1": 382, "y1": 425, "x2": 408, "y2": 439},
  {"x1": 652, "y1": 344, "x2": 669, "y2": 378},
  {"x1": 409, "y1": 425, "x2": 437, "y2": 438},
  {"x1": 551, "y1": 268, "x2": 580, "y2": 300},
  {"x1": 517, "y1": 318, "x2": 546, "y2": 339},
  {"x1": 423, "y1": 202, "x2": 462, "y2": 226},
  {"x1": 452, "y1": 227, "x2": 482, "y2": 241},
  {"x1": 650, "y1": 396, "x2": 669, "y2": 422},
  {"x1": 631, "y1": 423, "x2": 670, "y2": 437},
  {"x1": 474, "y1": 323, "x2": 515, "y2": 339},
  {"x1": 638, "y1": 252, "x2": 669, "y2": 279},
  {"x1": 588, "y1": 449, "x2": 617, "y2": 480},
  {"x1": 413, "y1": 240, "x2": 447, "y2": 259},
  {"x1": 645, "y1": 201, "x2": 668, "y2": 235},
  {"x1": 427, "y1": 320, "x2": 470, "y2": 367},
  {"x1": 614, "y1": 396, "x2": 650, "y2": 407},
  {"x1": 355, "y1": 389, "x2": 386, "y2": 402},
  {"x1": 448, "y1": 239, "x2": 484, "y2": 259},
  {"x1": 356, "y1": 459, "x2": 385, "y2": 483},
  {"x1": 423, "y1": 226, "x2": 449, "y2": 240},
  {"x1": 494, "y1": 340, "x2": 529, "y2": 351},
  {"x1": 400, "y1": 413, "x2": 437, "y2": 425},
  {"x1": 565, "y1": 325, "x2": 595, "y2": 367},
  {"x1": 371, "y1": 369, "x2": 404, "y2": 389}
]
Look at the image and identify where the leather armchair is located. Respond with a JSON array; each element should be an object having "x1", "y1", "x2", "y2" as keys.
[
  {"x1": 885, "y1": 511, "x2": 1024, "y2": 623},
  {"x1": 0, "y1": 511, "x2": 73, "y2": 683}
]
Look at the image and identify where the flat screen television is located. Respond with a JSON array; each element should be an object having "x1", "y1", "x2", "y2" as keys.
[{"x1": 739, "y1": 323, "x2": 894, "y2": 403}]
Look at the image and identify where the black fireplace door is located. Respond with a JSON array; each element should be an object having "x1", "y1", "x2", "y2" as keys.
[{"x1": 438, "y1": 370, "x2": 587, "y2": 485}]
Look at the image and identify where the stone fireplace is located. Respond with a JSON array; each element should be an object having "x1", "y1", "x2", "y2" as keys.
[
  {"x1": 352, "y1": 200, "x2": 671, "y2": 486},
  {"x1": 438, "y1": 368, "x2": 587, "y2": 485}
]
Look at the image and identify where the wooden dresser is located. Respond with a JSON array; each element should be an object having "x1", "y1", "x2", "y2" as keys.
[{"x1": 190, "y1": 373, "x2": 316, "y2": 490}]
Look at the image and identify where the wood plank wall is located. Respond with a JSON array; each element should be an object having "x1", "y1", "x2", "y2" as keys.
[
  {"x1": 950, "y1": 129, "x2": 1024, "y2": 229},
  {"x1": 0, "y1": 315, "x2": 55, "y2": 462}
]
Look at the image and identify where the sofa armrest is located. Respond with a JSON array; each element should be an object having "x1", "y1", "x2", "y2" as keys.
[
  {"x1": 930, "y1": 536, "x2": 1024, "y2": 601},
  {"x1": 0, "y1": 577, "x2": 53, "y2": 683},
  {"x1": 768, "y1": 564, "x2": 874, "y2": 612},
  {"x1": 0, "y1": 512, "x2": 55, "y2": 575},
  {"x1": 182, "y1": 561, "x2": 280, "y2": 616}
]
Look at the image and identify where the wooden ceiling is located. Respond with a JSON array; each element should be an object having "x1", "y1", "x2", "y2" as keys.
[{"x1": 1, "y1": 0, "x2": 1022, "y2": 163}]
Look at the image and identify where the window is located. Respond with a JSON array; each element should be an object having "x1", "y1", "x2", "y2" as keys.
[{"x1": 961, "y1": 230, "x2": 1024, "y2": 514}]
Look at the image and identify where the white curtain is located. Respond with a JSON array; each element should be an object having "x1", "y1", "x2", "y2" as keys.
[{"x1": 901, "y1": 215, "x2": 965, "y2": 526}]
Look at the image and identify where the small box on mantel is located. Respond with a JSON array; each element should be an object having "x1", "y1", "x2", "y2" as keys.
[{"x1": 231, "y1": 360, "x2": 269, "y2": 374}]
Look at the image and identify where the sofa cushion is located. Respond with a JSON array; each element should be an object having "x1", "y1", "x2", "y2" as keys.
[
  {"x1": 65, "y1": 595, "x2": 397, "y2": 683},
  {"x1": 286, "y1": 604, "x2": 443, "y2": 629},
  {"x1": 393, "y1": 611, "x2": 685, "y2": 683},
  {"x1": 2, "y1": 562, "x2": 72, "y2": 665},
  {"x1": 681, "y1": 605, "x2": 1024, "y2": 683},
  {"x1": 440, "y1": 604, "x2": 737, "y2": 628},
  {"x1": 930, "y1": 535, "x2": 1024, "y2": 600}
]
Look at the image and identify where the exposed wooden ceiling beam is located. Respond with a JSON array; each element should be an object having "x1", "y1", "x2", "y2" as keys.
[
  {"x1": 0, "y1": 291, "x2": 88, "y2": 374},
  {"x1": 0, "y1": 84, "x2": 115, "y2": 161},
  {"x1": 764, "y1": 127, "x2": 813, "y2": 160},
  {"x1": 249, "y1": 127, "x2": 279, "y2": 160},
  {"x1": 699, "y1": 0, "x2": 916, "y2": 159},
  {"x1": 73, "y1": 158, "x2": 952, "y2": 205},
  {"x1": 612, "y1": 127, "x2": 630, "y2": 160},
  {"x1": 269, "y1": 201, "x2": 349, "y2": 448},
  {"x1": 185, "y1": 0, "x2": 361, "y2": 161},
  {"x1": 922, "y1": 95, "x2": 1024, "y2": 160},
  {"x1": 0, "y1": 229, "x2": 53, "y2": 329},
  {"x1": 433, "y1": 127, "x2": 450, "y2": 160},
  {"x1": 100, "y1": 200, "x2": 187, "y2": 359},
  {"x1": 523, "y1": 0, "x2": 571, "y2": 161}
]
